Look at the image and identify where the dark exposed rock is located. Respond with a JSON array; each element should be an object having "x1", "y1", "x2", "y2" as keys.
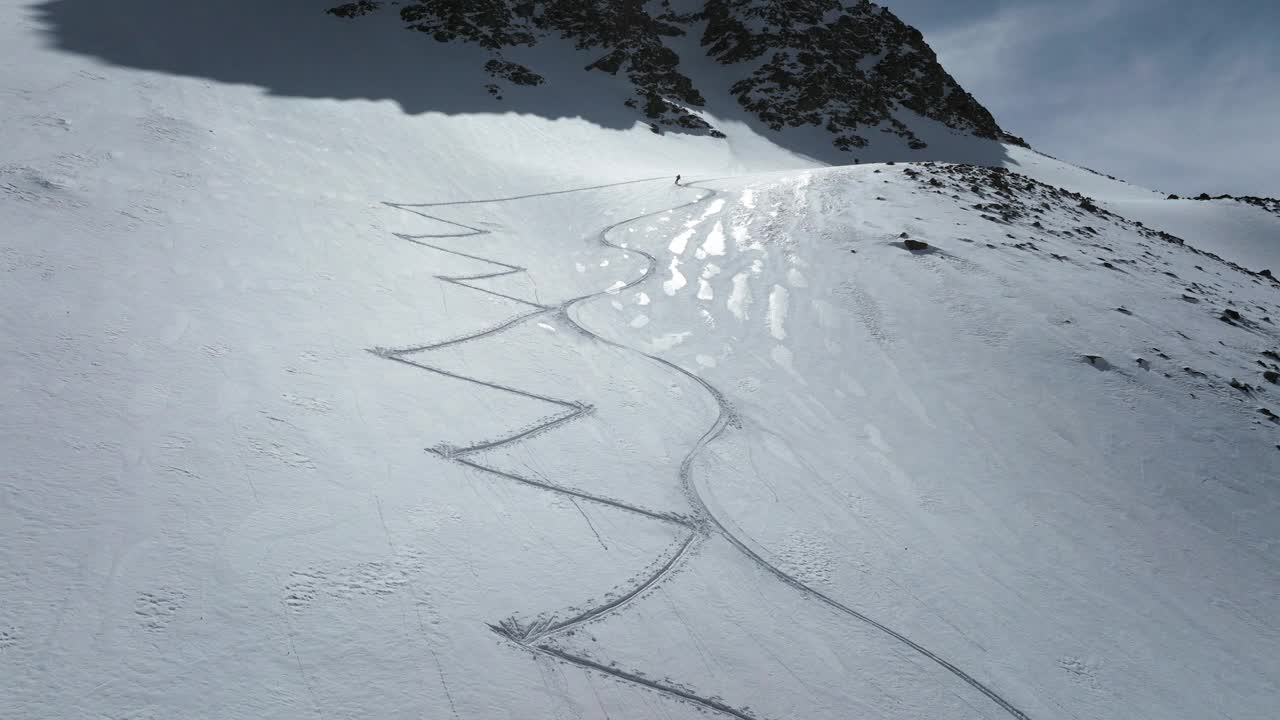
[
  {"x1": 1264, "y1": 370, "x2": 1279, "y2": 384},
  {"x1": 1083, "y1": 355, "x2": 1110, "y2": 369},
  {"x1": 485, "y1": 59, "x2": 545, "y2": 86},
  {"x1": 701, "y1": 0, "x2": 1015, "y2": 150},
  {"x1": 328, "y1": 1, "x2": 1016, "y2": 147},
  {"x1": 327, "y1": 1, "x2": 382, "y2": 18},
  {"x1": 902, "y1": 238, "x2": 929, "y2": 251},
  {"x1": 1173, "y1": 191, "x2": 1280, "y2": 218}
]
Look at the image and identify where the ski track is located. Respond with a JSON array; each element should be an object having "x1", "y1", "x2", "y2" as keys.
[{"x1": 371, "y1": 178, "x2": 1032, "y2": 720}]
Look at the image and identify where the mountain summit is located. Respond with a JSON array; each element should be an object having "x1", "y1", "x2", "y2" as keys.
[{"x1": 329, "y1": 0, "x2": 1020, "y2": 153}]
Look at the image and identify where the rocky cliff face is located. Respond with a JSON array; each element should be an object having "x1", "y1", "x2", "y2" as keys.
[{"x1": 328, "y1": 0, "x2": 1022, "y2": 152}]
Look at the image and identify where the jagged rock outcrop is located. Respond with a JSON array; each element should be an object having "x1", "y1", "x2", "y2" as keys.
[
  {"x1": 326, "y1": 0, "x2": 1020, "y2": 150},
  {"x1": 701, "y1": 0, "x2": 1007, "y2": 150}
]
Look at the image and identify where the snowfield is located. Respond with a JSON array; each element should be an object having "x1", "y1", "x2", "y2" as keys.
[{"x1": 3, "y1": 2, "x2": 1279, "y2": 720}]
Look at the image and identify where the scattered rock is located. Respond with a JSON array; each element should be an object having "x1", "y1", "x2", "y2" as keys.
[
  {"x1": 327, "y1": 1, "x2": 382, "y2": 19},
  {"x1": 1115, "y1": 307, "x2": 1133, "y2": 315},
  {"x1": 1260, "y1": 269, "x2": 1272, "y2": 278},
  {"x1": 1221, "y1": 308, "x2": 1243, "y2": 324},
  {"x1": 1083, "y1": 354, "x2": 1110, "y2": 369},
  {"x1": 899, "y1": 232, "x2": 910, "y2": 238},
  {"x1": 902, "y1": 238, "x2": 930, "y2": 252},
  {"x1": 1230, "y1": 378, "x2": 1254, "y2": 393},
  {"x1": 1136, "y1": 357, "x2": 1151, "y2": 370},
  {"x1": 1260, "y1": 408, "x2": 1279, "y2": 423},
  {"x1": 1265, "y1": 370, "x2": 1279, "y2": 384}
]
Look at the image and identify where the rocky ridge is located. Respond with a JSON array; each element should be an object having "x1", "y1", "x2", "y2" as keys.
[{"x1": 327, "y1": 0, "x2": 1023, "y2": 151}]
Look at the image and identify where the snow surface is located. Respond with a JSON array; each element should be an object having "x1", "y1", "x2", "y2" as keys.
[
  {"x1": 1106, "y1": 198, "x2": 1280, "y2": 276},
  {"x1": 4, "y1": 3, "x2": 1280, "y2": 720}
]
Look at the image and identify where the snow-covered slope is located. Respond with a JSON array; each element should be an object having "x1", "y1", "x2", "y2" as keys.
[
  {"x1": 1106, "y1": 196, "x2": 1280, "y2": 276},
  {"x1": 4, "y1": 3, "x2": 1279, "y2": 720}
]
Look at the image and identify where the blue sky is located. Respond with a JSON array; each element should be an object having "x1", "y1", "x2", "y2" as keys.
[{"x1": 883, "y1": 0, "x2": 1279, "y2": 196}]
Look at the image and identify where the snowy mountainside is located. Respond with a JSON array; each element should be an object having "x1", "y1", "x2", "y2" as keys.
[{"x1": 4, "y1": 2, "x2": 1280, "y2": 720}]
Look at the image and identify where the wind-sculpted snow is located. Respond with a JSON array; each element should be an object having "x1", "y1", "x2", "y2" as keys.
[{"x1": 372, "y1": 178, "x2": 1033, "y2": 720}]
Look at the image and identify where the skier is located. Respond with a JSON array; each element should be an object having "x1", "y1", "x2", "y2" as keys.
[{"x1": 674, "y1": 174, "x2": 682, "y2": 186}]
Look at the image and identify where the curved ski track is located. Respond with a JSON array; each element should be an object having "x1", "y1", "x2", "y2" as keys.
[{"x1": 372, "y1": 178, "x2": 1031, "y2": 720}]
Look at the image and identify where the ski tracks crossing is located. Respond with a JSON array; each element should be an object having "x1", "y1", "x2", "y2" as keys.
[{"x1": 370, "y1": 177, "x2": 1032, "y2": 720}]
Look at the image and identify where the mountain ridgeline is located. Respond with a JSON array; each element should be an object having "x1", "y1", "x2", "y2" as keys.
[{"x1": 327, "y1": 0, "x2": 1023, "y2": 153}]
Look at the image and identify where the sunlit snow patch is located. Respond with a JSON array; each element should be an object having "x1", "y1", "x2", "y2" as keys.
[
  {"x1": 650, "y1": 331, "x2": 692, "y2": 351},
  {"x1": 768, "y1": 285, "x2": 789, "y2": 340},
  {"x1": 669, "y1": 228, "x2": 695, "y2": 255},
  {"x1": 699, "y1": 221, "x2": 727, "y2": 258},
  {"x1": 728, "y1": 272, "x2": 752, "y2": 320},
  {"x1": 662, "y1": 256, "x2": 687, "y2": 296}
]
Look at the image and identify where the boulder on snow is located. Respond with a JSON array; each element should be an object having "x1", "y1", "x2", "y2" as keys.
[
  {"x1": 1082, "y1": 354, "x2": 1110, "y2": 369},
  {"x1": 902, "y1": 238, "x2": 930, "y2": 252},
  {"x1": 1265, "y1": 370, "x2": 1279, "y2": 384}
]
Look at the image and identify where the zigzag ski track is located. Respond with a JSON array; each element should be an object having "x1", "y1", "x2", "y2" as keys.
[{"x1": 371, "y1": 177, "x2": 1031, "y2": 720}]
